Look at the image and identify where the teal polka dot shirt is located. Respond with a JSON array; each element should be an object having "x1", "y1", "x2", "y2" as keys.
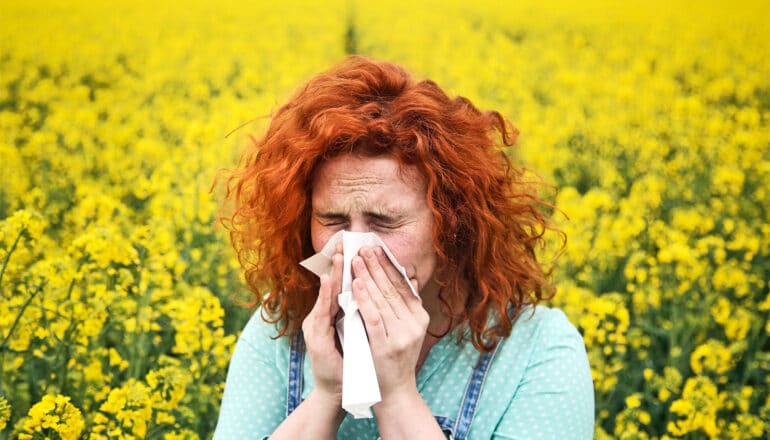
[{"x1": 214, "y1": 305, "x2": 595, "y2": 439}]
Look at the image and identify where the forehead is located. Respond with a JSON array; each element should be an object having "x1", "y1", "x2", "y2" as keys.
[
  {"x1": 313, "y1": 154, "x2": 423, "y2": 189},
  {"x1": 311, "y1": 154, "x2": 426, "y2": 205}
]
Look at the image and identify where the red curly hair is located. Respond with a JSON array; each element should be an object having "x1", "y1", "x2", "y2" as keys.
[{"x1": 224, "y1": 56, "x2": 557, "y2": 352}]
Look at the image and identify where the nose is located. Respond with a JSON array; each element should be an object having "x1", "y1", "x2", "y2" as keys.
[{"x1": 348, "y1": 218, "x2": 371, "y2": 233}]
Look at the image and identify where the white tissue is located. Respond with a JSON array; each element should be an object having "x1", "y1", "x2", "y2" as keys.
[{"x1": 299, "y1": 230, "x2": 418, "y2": 418}]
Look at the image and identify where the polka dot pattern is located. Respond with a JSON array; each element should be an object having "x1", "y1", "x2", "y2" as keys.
[{"x1": 213, "y1": 306, "x2": 594, "y2": 439}]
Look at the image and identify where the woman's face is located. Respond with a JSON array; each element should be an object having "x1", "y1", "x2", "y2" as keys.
[{"x1": 310, "y1": 153, "x2": 439, "y2": 301}]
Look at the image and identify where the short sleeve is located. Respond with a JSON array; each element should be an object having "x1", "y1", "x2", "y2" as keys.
[
  {"x1": 213, "y1": 311, "x2": 289, "y2": 440},
  {"x1": 492, "y1": 309, "x2": 595, "y2": 439}
]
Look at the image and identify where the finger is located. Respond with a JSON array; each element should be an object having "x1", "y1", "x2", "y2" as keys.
[
  {"x1": 327, "y1": 246, "x2": 344, "y2": 331},
  {"x1": 314, "y1": 274, "x2": 330, "y2": 312},
  {"x1": 404, "y1": 264, "x2": 416, "y2": 280},
  {"x1": 371, "y1": 246, "x2": 422, "y2": 312},
  {"x1": 305, "y1": 274, "x2": 333, "y2": 335},
  {"x1": 319, "y1": 274, "x2": 335, "y2": 320},
  {"x1": 319, "y1": 273, "x2": 343, "y2": 354},
  {"x1": 329, "y1": 249, "x2": 344, "y2": 297},
  {"x1": 410, "y1": 278, "x2": 419, "y2": 294},
  {"x1": 327, "y1": 263, "x2": 341, "y2": 318},
  {"x1": 351, "y1": 254, "x2": 399, "y2": 318},
  {"x1": 353, "y1": 251, "x2": 407, "y2": 319},
  {"x1": 352, "y1": 277, "x2": 388, "y2": 341}
]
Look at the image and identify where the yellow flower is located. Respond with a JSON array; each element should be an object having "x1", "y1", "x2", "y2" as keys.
[
  {"x1": 98, "y1": 380, "x2": 153, "y2": 438},
  {"x1": 108, "y1": 348, "x2": 129, "y2": 372},
  {"x1": 19, "y1": 395, "x2": 85, "y2": 440},
  {"x1": 711, "y1": 165, "x2": 745, "y2": 196},
  {"x1": 156, "y1": 411, "x2": 176, "y2": 424},
  {"x1": 0, "y1": 395, "x2": 10, "y2": 430},
  {"x1": 668, "y1": 376, "x2": 723, "y2": 437},
  {"x1": 723, "y1": 413, "x2": 765, "y2": 438},
  {"x1": 663, "y1": 367, "x2": 682, "y2": 394},
  {"x1": 724, "y1": 307, "x2": 752, "y2": 342},
  {"x1": 710, "y1": 297, "x2": 731, "y2": 325},
  {"x1": 690, "y1": 339, "x2": 733, "y2": 376},
  {"x1": 2, "y1": 0, "x2": 769, "y2": 438},
  {"x1": 146, "y1": 366, "x2": 192, "y2": 410},
  {"x1": 758, "y1": 292, "x2": 770, "y2": 312},
  {"x1": 625, "y1": 393, "x2": 642, "y2": 409}
]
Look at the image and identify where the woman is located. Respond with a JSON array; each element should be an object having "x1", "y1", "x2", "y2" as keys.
[{"x1": 215, "y1": 56, "x2": 594, "y2": 439}]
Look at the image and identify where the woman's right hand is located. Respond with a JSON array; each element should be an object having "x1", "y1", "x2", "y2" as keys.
[
  {"x1": 271, "y1": 246, "x2": 345, "y2": 439},
  {"x1": 301, "y1": 244, "x2": 344, "y2": 403}
]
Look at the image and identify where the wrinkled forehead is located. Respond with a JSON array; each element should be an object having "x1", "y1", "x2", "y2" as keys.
[{"x1": 310, "y1": 152, "x2": 427, "y2": 193}]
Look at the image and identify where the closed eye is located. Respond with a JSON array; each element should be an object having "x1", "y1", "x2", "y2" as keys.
[
  {"x1": 313, "y1": 211, "x2": 406, "y2": 231},
  {"x1": 314, "y1": 213, "x2": 348, "y2": 228},
  {"x1": 318, "y1": 219, "x2": 347, "y2": 227},
  {"x1": 367, "y1": 212, "x2": 404, "y2": 228},
  {"x1": 372, "y1": 222, "x2": 399, "y2": 230}
]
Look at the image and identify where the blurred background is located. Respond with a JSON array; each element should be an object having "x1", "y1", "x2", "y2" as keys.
[{"x1": 1, "y1": 0, "x2": 768, "y2": 438}]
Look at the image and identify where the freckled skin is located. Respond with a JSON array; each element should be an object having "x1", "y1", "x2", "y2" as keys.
[{"x1": 310, "y1": 154, "x2": 442, "y2": 327}]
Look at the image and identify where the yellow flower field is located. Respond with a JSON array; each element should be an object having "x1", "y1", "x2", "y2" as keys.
[{"x1": 1, "y1": 0, "x2": 768, "y2": 438}]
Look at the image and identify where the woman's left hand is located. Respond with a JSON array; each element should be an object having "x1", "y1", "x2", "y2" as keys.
[{"x1": 350, "y1": 246, "x2": 430, "y2": 400}]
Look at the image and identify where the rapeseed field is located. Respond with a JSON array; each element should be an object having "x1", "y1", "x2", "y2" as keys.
[{"x1": 1, "y1": 0, "x2": 768, "y2": 438}]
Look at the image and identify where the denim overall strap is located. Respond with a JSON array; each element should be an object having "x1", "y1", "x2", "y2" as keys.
[
  {"x1": 434, "y1": 415, "x2": 456, "y2": 438},
  {"x1": 452, "y1": 340, "x2": 503, "y2": 440},
  {"x1": 286, "y1": 330, "x2": 305, "y2": 416}
]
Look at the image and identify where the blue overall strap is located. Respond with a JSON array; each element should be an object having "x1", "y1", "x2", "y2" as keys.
[
  {"x1": 286, "y1": 330, "x2": 305, "y2": 416},
  {"x1": 452, "y1": 340, "x2": 503, "y2": 440}
]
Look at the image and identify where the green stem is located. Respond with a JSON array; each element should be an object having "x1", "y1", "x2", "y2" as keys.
[
  {"x1": 131, "y1": 285, "x2": 152, "y2": 379},
  {"x1": 0, "y1": 282, "x2": 45, "y2": 349},
  {"x1": 193, "y1": 305, "x2": 210, "y2": 436},
  {"x1": 57, "y1": 320, "x2": 79, "y2": 394},
  {"x1": 0, "y1": 281, "x2": 46, "y2": 396},
  {"x1": 738, "y1": 310, "x2": 769, "y2": 388},
  {"x1": 46, "y1": 258, "x2": 88, "y2": 394},
  {"x1": 0, "y1": 229, "x2": 25, "y2": 289},
  {"x1": 129, "y1": 248, "x2": 150, "y2": 379}
]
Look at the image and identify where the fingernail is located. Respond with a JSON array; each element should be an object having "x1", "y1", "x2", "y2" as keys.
[{"x1": 375, "y1": 247, "x2": 383, "y2": 257}]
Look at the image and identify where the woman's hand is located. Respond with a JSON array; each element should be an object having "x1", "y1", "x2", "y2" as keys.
[
  {"x1": 351, "y1": 246, "x2": 445, "y2": 439},
  {"x1": 301, "y1": 244, "x2": 344, "y2": 403},
  {"x1": 351, "y1": 246, "x2": 430, "y2": 399},
  {"x1": 271, "y1": 245, "x2": 347, "y2": 440}
]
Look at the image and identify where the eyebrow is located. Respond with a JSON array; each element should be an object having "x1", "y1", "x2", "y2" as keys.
[{"x1": 313, "y1": 210, "x2": 405, "y2": 223}]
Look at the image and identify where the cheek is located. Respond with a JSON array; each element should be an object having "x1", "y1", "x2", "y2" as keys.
[
  {"x1": 416, "y1": 248, "x2": 439, "y2": 283},
  {"x1": 310, "y1": 221, "x2": 331, "y2": 253},
  {"x1": 384, "y1": 237, "x2": 437, "y2": 281}
]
